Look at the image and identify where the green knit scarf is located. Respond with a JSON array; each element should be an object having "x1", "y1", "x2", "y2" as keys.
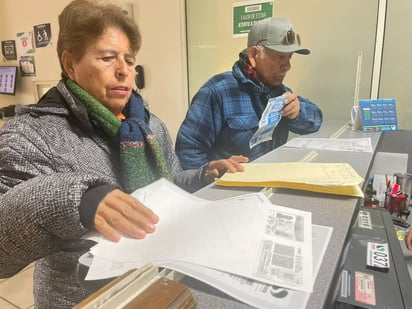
[{"x1": 65, "y1": 79, "x2": 172, "y2": 193}]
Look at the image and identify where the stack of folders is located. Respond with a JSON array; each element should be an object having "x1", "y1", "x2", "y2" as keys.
[
  {"x1": 216, "y1": 162, "x2": 365, "y2": 197},
  {"x1": 74, "y1": 263, "x2": 196, "y2": 309}
]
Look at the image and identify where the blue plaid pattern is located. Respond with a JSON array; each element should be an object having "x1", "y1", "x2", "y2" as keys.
[{"x1": 176, "y1": 61, "x2": 323, "y2": 170}]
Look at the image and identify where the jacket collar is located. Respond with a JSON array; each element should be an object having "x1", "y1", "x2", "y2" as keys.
[{"x1": 15, "y1": 80, "x2": 92, "y2": 130}]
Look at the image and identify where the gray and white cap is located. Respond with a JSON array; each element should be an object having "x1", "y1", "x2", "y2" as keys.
[{"x1": 247, "y1": 17, "x2": 310, "y2": 55}]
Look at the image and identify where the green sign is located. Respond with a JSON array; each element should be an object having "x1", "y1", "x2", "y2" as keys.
[{"x1": 233, "y1": 1, "x2": 273, "y2": 36}]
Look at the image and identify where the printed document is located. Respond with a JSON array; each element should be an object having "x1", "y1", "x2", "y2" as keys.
[
  {"x1": 83, "y1": 224, "x2": 332, "y2": 309},
  {"x1": 249, "y1": 95, "x2": 285, "y2": 149},
  {"x1": 87, "y1": 178, "x2": 314, "y2": 292},
  {"x1": 285, "y1": 137, "x2": 373, "y2": 152}
]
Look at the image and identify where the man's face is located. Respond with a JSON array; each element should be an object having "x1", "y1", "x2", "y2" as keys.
[{"x1": 250, "y1": 47, "x2": 293, "y2": 87}]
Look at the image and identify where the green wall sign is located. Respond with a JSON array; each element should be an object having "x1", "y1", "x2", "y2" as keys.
[{"x1": 233, "y1": 1, "x2": 273, "y2": 37}]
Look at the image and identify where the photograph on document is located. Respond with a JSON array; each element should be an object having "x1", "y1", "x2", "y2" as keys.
[
  {"x1": 265, "y1": 210, "x2": 304, "y2": 241},
  {"x1": 254, "y1": 207, "x2": 311, "y2": 290}
]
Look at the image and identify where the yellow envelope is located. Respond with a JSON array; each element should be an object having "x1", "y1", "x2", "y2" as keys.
[{"x1": 215, "y1": 162, "x2": 364, "y2": 197}]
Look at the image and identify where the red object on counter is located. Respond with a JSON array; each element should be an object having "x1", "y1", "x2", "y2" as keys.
[{"x1": 385, "y1": 192, "x2": 407, "y2": 214}]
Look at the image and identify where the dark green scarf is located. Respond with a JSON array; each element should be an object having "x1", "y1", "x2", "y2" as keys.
[{"x1": 65, "y1": 79, "x2": 172, "y2": 193}]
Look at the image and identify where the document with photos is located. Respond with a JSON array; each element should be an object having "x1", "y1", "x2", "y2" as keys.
[
  {"x1": 87, "y1": 178, "x2": 314, "y2": 292},
  {"x1": 285, "y1": 137, "x2": 373, "y2": 152},
  {"x1": 83, "y1": 224, "x2": 331, "y2": 309},
  {"x1": 161, "y1": 224, "x2": 332, "y2": 309}
]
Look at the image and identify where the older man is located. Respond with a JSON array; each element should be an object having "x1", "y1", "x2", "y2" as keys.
[{"x1": 176, "y1": 17, "x2": 323, "y2": 170}]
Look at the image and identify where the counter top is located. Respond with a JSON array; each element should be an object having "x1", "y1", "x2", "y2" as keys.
[{"x1": 185, "y1": 120, "x2": 382, "y2": 308}]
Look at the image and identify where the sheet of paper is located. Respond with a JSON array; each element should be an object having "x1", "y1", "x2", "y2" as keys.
[
  {"x1": 249, "y1": 95, "x2": 285, "y2": 149},
  {"x1": 161, "y1": 224, "x2": 332, "y2": 309},
  {"x1": 155, "y1": 203, "x2": 313, "y2": 291},
  {"x1": 88, "y1": 178, "x2": 313, "y2": 291},
  {"x1": 215, "y1": 162, "x2": 364, "y2": 197},
  {"x1": 84, "y1": 255, "x2": 141, "y2": 280},
  {"x1": 84, "y1": 224, "x2": 330, "y2": 309},
  {"x1": 92, "y1": 183, "x2": 269, "y2": 267},
  {"x1": 285, "y1": 137, "x2": 373, "y2": 153},
  {"x1": 369, "y1": 152, "x2": 408, "y2": 175}
]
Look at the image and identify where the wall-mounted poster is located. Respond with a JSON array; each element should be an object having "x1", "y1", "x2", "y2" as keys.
[
  {"x1": 233, "y1": 0, "x2": 274, "y2": 37},
  {"x1": 1, "y1": 40, "x2": 17, "y2": 60},
  {"x1": 16, "y1": 32, "x2": 34, "y2": 55},
  {"x1": 19, "y1": 55, "x2": 36, "y2": 77},
  {"x1": 33, "y1": 23, "x2": 52, "y2": 48}
]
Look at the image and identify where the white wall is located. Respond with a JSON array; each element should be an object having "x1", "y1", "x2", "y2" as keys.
[
  {"x1": 186, "y1": 0, "x2": 379, "y2": 127},
  {"x1": 133, "y1": 0, "x2": 188, "y2": 140},
  {"x1": 0, "y1": 0, "x2": 188, "y2": 140},
  {"x1": 379, "y1": 0, "x2": 412, "y2": 131},
  {"x1": 186, "y1": 0, "x2": 411, "y2": 130},
  {"x1": 2, "y1": 0, "x2": 411, "y2": 135}
]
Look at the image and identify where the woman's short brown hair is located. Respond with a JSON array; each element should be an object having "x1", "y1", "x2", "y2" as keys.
[{"x1": 57, "y1": 0, "x2": 141, "y2": 77}]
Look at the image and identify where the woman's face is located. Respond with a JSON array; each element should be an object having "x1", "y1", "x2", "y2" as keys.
[{"x1": 68, "y1": 26, "x2": 136, "y2": 115}]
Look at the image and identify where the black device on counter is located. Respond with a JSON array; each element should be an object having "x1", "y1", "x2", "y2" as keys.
[
  {"x1": 335, "y1": 207, "x2": 412, "y2": 308},
  {"x1": 392, "y1": 217, "x2": 410, "y2": 228}
]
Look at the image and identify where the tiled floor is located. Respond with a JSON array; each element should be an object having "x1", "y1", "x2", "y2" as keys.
[{"x1": 0, "y1": 263, "x2": 34, "y2": 309}]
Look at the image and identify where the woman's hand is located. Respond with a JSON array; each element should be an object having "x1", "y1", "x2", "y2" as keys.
[
  {"x1": 94, "y1": 189, "x2": 159, "y2": 242},
  {"x1": 203, "y1": 155, "x2": 249, "y2": 183}
]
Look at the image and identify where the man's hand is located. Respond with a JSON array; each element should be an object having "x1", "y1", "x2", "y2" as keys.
[
  {"x1": 281, "y1": 92, "x2": 300, "y2": 120},
  {"x1": 94, "y1": 189, "x2": 159, "y2": 242}
]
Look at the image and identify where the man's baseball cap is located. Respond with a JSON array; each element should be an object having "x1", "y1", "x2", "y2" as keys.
[{"x1": 247, "y1": 17, "x2": 310, "y2": 55}]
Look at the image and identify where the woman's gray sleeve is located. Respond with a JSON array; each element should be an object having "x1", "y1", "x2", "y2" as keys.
[
  {"x1": 0, "y1": 173, "x2": 109, "y2": 277},
  {"x1": 0, "y1": 127, "x2": 113, "y2": 278},
  {"x1": 150, "y1": 114, "x2": 205, "y2": 193}
]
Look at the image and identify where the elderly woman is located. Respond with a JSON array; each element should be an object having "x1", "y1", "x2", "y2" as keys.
[{"x1": 0, "y1": 0, "x2": 248, "y2": 307}]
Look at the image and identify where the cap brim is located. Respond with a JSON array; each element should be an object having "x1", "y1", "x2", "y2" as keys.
[{"x1": 265, "y1": 44, "x2": 310, "y2": 55}]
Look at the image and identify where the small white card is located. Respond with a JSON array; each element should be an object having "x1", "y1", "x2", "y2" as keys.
[{"x1": 366, "y1": 242, "x2": 390, "y2": 268}]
